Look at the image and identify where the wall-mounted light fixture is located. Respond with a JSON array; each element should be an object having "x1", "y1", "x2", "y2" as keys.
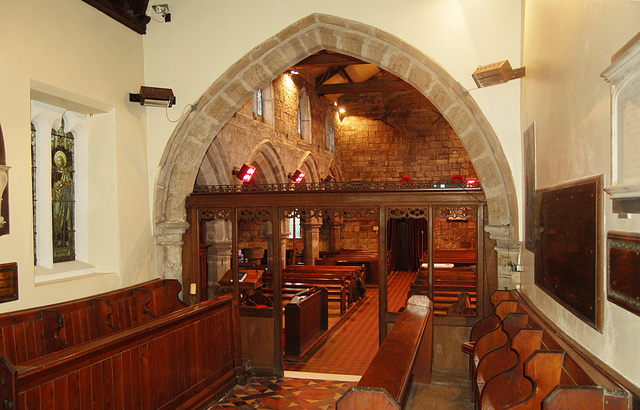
[
  {"x1": 288, "y1": 169, "x2": 306, "y2": 184},
  {"x1": 129, "y1": 86, "x2": 176, "y2": 107},
  {"x1": 472, "y1": 60, "x2": 525, "y2": 88},
  {"x1": 232, "y1": 164, "x2": 256, "y2": 183},
  {"x1": 466, "y1": 178, "x2": 479, "y2": 188},
  {"x1": 152, "y1": 4, "x2": 171, "y2": 22},
  {"x1": 338, "y1": 107, "x2": 347, "y2": 122}
]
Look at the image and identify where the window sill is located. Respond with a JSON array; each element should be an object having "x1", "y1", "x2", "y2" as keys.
[{"x1": 34, "y1": 261, "x2": 102, "y2": 285}]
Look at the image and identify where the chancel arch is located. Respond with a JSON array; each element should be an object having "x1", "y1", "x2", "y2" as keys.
[{"x1": 154, "y1": 13, "x2": 519, "y2": 291}]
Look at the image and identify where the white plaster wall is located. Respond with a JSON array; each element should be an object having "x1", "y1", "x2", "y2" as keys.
[
  {"x1": 521, "y1": 0, "x2": 640, "y2": 389},
  {"x1": 142, "y1": 0, "x2": 523, "y2": 233},
  {"x1": 0, "y1": 0, "x2": 156, "y2": 312}
]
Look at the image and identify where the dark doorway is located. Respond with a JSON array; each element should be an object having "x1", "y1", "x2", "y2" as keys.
[{"x1": 387, "y1": 218, "x2": 428, "y2": 272}]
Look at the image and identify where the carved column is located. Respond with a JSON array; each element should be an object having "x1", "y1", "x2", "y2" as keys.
[
  {"x1": 207, "y1": 240, "x2": 232, "y2": 285},
  {"x1": 329, "y1": 218, "x2": 343, "y2": 252},
  {"x1": 302, "y1": 217, "x2": 323, "y2": 265}
]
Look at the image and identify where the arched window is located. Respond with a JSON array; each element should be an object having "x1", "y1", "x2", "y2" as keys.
[
  {"x1": 297, "y1": 88, "x2": 311, "y2": 143},
  {"x1": 325, "y1": 109, "x2": 335, "y2": 153},
  {"x1": 31, "y1": 102, "x2": 85, "y2": 268}
]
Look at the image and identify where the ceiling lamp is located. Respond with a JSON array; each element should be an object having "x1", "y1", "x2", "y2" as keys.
[
  {"x1": 232, "y1": 164, "x2": 256, "y2": 183},
  {"x1": 289, "y1": 170, "x2": 306, "y2": 184},
  {"x1": 472, "y1": 60, "x2": 525, "y2": 88},
  {"x1": 129, "y1": 86, "x2": 176, "y2": 107}
]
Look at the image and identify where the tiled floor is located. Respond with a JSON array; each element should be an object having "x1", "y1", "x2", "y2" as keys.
[{"x1": 207, "y1": 377, "x2": 355, "y2": 410}]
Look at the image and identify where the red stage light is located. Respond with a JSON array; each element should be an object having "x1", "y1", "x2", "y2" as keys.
[
  {"x1": 289, "y1": 170, "x2": 306, "y2": 184},
  {"x1": 233, "y1": 164, "x2": 256, "y2": 183}
]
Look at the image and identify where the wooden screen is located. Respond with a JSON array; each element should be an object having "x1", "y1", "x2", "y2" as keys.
[{"x1": 534, "y1": 175, "x2": 603, "y2": 330}]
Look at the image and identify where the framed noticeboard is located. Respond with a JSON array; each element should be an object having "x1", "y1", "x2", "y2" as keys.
[
  {"x1": 535, "y1": 175, "x2": 603, "y2": 331},
  {"x1": 608, "y1": 231, "x2": 640, "y2": 316},
  {"x1": 0, "y1": 262, "x2": 18, "y2": 303}
]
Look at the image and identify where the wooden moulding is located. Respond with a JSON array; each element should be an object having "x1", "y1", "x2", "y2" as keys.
[{"x1": 607, "y1": 231, "x2": 640, "y2": 317}]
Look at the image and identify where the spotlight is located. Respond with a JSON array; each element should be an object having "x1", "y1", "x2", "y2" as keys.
[
  {"x1": 129, "y1": 86, "x2": 176, "y2": 107},
  {"x1": 466, "y1": 178, "x2": 478, "y2": 188},
  {"x1": 288, "y1": 170, "x2": 306, "y2": 184},
  {"x1": 232, "y1": 164, "x2": 256, "y2": 183},
  {"x1": 290, "y1": 69, "x2": 299, "y2": 75},
  {"x1": 338, "y1": 107, "x2": 346, "y2": 122}
]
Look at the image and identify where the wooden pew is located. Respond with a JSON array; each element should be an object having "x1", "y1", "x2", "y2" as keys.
[
  {"x1": 0, "y1": 293, "x2": 241, "y2": 409},
  {"x1": 284, "y1": 287, "x2": 329, "y2": 361},
  {"x1": 262, "y1": 271, "x2": 349, "y2": 314},
  {"x1": 284, "y1": 265, "x2": 364, "y2": 302},
  {"x1": 336, "y1": 295, "x2": 433, "y2": 410},
  {"x1": 465, "y1": 291, "x2": 634, "y2": 409},
  {"x1": 317, "y1": 250, "x2": 379, "y2": 286},
  {"x1": 543, "y1": 385, "x2": 605, "y2": 409}
]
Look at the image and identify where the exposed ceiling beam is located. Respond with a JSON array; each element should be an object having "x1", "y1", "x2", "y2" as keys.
[
  {"x1": 293, "y1": 53, "x2": 368, "y2": 69},
  {"x1": 318, "y1": 80, "x2": 413, "y2": 95}
]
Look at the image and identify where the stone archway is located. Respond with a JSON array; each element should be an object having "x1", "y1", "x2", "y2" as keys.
[{"x1": 154, "y1": 13, "x2": 519, "y2": 286}]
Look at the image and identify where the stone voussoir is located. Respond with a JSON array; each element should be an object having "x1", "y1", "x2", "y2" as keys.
[
  {"x1": 277, "y1": 14, "x2": 317, "y2": 42},
  {"x1": 407, "y1": 65, "x2": 435, "y2": 94},
  {"x1": 261, "y1": 49, "x2": 290, "y2": 77},
  {"x1": 337, "y1": 31, "x2": 366, "y2": 56}
]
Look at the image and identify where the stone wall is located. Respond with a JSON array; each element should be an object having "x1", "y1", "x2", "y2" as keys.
[
  {"x1": 433, "y1": 217, "x2": 477, "y2": 251},
  {"x1": 336, "y1": 86, "x2": 478, "y2": 183}
]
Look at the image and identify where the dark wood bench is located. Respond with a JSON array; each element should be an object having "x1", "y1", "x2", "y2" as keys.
[
  {"x1": 336, "y1": 295, "x2": 433, "y2": 409},
  {"x1": 464, "y1": 290, "x2": 634, "y2": 409},
  {"x1": 284, "y1": 287, "x2": 329, "y2": 361},
  {"x1": 317, "y1": 250, "x2": 379, "y2": 286},
  {"x1": 283, "y1": 265, "x2": 365, "y2": 302},
  {"x1": 410, "y1": 266, "x2": 477, "y2": 314},
  {"x1": 262, "y1": 271, "x2": 349, "y2": 314},
  {"x1": 0, "y1": 279, "x2": 236, "y2": 409}
]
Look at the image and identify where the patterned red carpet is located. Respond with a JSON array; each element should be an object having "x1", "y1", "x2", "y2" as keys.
[{"x1": 284, "y1": 271, "x2": 415, "y2": 375}]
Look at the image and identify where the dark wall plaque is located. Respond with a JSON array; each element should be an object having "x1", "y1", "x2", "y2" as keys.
[
  {"x1": 608, "y1": 231, "x2": 640, "y2": 316},
  {"x1": 0, "y1": 262, "x2": 18, "y2": 303},
  {"x1": 535, "y1": 175, "x2": 603, "y2": 331}
]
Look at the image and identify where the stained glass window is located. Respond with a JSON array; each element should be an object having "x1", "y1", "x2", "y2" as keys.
[
  {"x1": 51, "y1": 121, "x2": 75, "y2": 262},
  {"x1": 31, "y1": 123, "x2": 37, "y2": 265}
]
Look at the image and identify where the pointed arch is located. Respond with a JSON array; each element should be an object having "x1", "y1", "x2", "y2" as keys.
[
  {"x1": 298, "y1": 152, "x2": 320, "y2": 183},
  {"x1": 154, "y1": 13, "x2": 518, "y2": 281}
]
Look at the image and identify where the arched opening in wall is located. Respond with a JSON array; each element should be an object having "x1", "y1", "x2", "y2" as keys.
[
  {"x1": 189, "y1": 50, "x2": 485, "y2": 377},
  {"x1": 162, "y1": 13, "x2": 517, "y2": 379}
]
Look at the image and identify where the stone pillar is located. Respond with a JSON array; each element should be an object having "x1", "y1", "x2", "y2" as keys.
[
  {"x1": 302, "y1": 217, "x2": 323, "y2": 265},
  {"x1": 155, "y1": 221, "x2": 190, "y2": 282},
  {"x1": 485, "y1": 224, "x2": 521, "y2": 289},
  {"x1": 281, "y1": 218, "x2": 291, "y2": 267},
  {"x1": 207, "y1": 240, "x2": 232, "y2": 285},
  {"x1": 329, "y1": 218, "x2": 343, "y2": 252}
]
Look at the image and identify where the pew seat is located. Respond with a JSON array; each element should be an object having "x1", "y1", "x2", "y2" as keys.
[{"x1": 336, "y1": 295, "x2": 433, "y2": 409}]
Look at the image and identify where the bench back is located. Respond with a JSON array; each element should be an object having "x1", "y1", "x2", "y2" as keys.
[{"x1": 0, "y1": 309, "x2": 50, "y2": 364}]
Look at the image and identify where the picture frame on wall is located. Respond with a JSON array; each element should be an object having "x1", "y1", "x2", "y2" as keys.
[{"x1": 523, "y1": 122, "x2": 536, "y2": 252}]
